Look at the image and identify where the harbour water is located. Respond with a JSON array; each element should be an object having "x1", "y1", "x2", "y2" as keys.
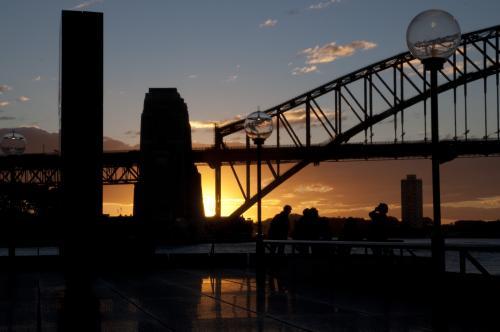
[{"x1": 2, "y1": 238, "x2": 500, "y2": 275}]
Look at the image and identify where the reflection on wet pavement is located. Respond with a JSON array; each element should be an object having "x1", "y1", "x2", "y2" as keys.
[{"x1": 0, "y1": 268, "x2": 497, "y2": 331}]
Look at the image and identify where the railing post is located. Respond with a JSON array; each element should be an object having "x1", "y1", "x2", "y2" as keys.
[{"x1": 459, "y1": 250, "x2": 466, "y2": 274}]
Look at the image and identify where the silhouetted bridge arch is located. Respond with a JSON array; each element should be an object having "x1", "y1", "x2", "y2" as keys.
[{"x1": 1, "y1": 25, "x2": 500, "y2": 218}]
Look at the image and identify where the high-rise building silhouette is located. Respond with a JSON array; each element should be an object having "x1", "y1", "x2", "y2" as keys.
[
  {"x1": 60, "y1": 11, "x2": 103, "y2": 254},
  {"x1": 134, "y1": 88, "x2": 204, "y2": 243},
  {"x1": 401, "y1": 174, "x2": 423, "y2": 228}
]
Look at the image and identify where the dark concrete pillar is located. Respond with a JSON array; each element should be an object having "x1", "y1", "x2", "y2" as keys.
[{"x1": 60, "y1": 10, "x2": 103, "y2": 256}]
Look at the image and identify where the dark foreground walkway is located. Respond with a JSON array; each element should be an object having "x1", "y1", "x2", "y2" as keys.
[{"x1": 0, "y1": 267, "x2": 498, "y2": 331}]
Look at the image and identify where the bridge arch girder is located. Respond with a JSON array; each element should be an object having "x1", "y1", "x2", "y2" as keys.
[{"x1": 216, "y1": 25, "x2": 500, "y2": 218}]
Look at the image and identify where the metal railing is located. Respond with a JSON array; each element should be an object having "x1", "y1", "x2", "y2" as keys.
[{"x1": 263, "y1": 240, "x2": 500, "y2": 276}]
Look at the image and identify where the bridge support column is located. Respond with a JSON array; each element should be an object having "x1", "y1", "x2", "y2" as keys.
[
  {"x1": 215, "y1": 163, "x2": 221, "y2": 218},
  {"x1": 135, "y1": 88, "x2": 204, "y2": 245},
  {"x1": 214, "y1": 130, "x2": 222, "y2": 218}
]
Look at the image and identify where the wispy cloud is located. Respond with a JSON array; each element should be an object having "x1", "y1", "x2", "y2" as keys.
[
  {"x1": 301, "y1": 40, "x2": 377, "y2": 65},
  {"x1": 309, "y1": 0, "x2": 340, "y2": 10},
  {"x1": 0, "y1": 85, "x2": 12, "y2": 94},
  {"x1": 17, "y1": 96, "x2": 30, "y2": 102},
  {"x1": 295, "y1": 183, "x2": 334, "y2": 193},
  {"x1": 292, "y1": 65, "x2": 318, "y2": 75},
  {"x1": 293, "y1": 40, "x2": 376, "y2": 75},
  {"x1": 259, "y1": 19, "x2": 278, "y2": 28},
  {"x1": 190, "y1": 121, "x2": 217, "y2": 130},
  {"x1": 124, "y1": 130, "x2": 140, "y2": 137},
  {"x1": 440, "y1": 196, "x2": 500, "y2": 209},
  {"x1": 32, "y1": 76, "x2": 41, "y2": 82},
  {"x1": 0, "y1": 101, "x2": 10, "y2": 108},
  {"x1": 191, "y1": 115, "x2": 245, "y2": 131},
  {"x1": 0, "y1": 116, "x2": 15, "y2": 121},
  {"x1": 72, "y1": 0, "x2": 103, "y2": 10},
  {"x1": 281, "y1": 107, "x2": 346, "y2": 127},
  {"x1": 187, "y1": 74, "x2": 198, "y2": 79},
  {"x1": 225, "y1": 64, "x2": 241, "y2": 82}
]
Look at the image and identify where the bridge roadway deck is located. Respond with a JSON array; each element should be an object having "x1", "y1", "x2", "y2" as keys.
[{"x1": 0, "y1": 139, "x2": 499, "y2": 168}]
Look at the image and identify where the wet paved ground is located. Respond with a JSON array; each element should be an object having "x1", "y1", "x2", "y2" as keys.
[{"x1": 0, "y1": 267, "x2": 497, "y2": 331}]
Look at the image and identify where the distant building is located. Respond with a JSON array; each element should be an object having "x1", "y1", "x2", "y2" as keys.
[{"x1": 401, "y1": 174, "x2": 423, "y2": 228}]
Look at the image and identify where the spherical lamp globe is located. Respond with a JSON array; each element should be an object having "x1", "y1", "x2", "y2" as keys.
[
  {"x1": 1, "y1": 131, "x2": 26, "y2": 155},
  {"x1": 407, "y1": 9, "x2": 461, "y2": 60},
  {"x1": 244, "y1": 111, "x2": 273, "y2": 143}
]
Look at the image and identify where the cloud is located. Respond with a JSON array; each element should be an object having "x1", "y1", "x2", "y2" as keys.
[
  {"x1": 225, "y1": 65, "x2": 241, "y2": 82},
  {"x1": 190, "y1": 120, "x2": 217, "y2": 130},
  {"x1": 0, "y1": 85, "x2": 12, "y2": 94},
  {"x1": 190, "y1": 115, "x2": 245, "y2": 132},
  {"x1": 309, "y1": 0, "x2": 340, "y2": 10},
  {"x1": 440, "y1": 196, "x2": 500, "y2": 209},
  {"x1": 187, "y1": 74, "x2": 198, "y2": 79},
  {"x1": 0, "y1": 116, "x2": 16, "y2": 121},
  {"x1": 292, "y1": 65, "x2": 318, "y2": 75},
  {"x1": 103, "y1": 202, "x2": 134, "y2": 207},
  {"x1": 295, "y1": 183, "x2": 334, "y2": 193},
  {"x1": 0, "y1": 101, "x2": 9, "y2": 108},
  {"x1": 403, "y1": 58, "x2": 478, "y2": 77},
  {"x1": 32, "y1": 76, "x2": 41, "y2": 82},
  {"x1": 300, "y1": 40, "x2": 377, "y2": 65},
  {"x1": 72, "y1": 0, "x2": 103, "y2": 10},
  {"x1": 192, "y1": 106, "x2": 344, "y2": 133},
  {"x1": 259, "y1": 19, "x2": 278, "y2": 28},
  {"x1": 281, "y1": 107, "x2": 345, "y2": 128},
  {"x1": 293, "y1": 40, "x2": 376, "y2": 75},
  {"x1": 124, "y1": 130, "x2": 140, "y2": 137},
  {"x1": 17, "y1": 96, "x2": 30, "y2": 102},
  {"x1": 226, "y1": 75, "x2": 238, "y2": 82}
]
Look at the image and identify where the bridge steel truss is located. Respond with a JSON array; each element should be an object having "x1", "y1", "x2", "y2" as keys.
[
  {"x1": 213, "y1": 25, "x2": 500, "y2": 218},
  {"x1": 0, "y1": 152, "x2": 140, "y2": 187}
]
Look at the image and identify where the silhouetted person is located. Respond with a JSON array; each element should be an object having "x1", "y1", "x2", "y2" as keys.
[
  {"x1": 268, "y1": 205, "x2": 292, "y2": 254},
  {"x1": 368, "y1": 203, "x2": 390, "y2": 256},
  {"x1": 368, "y1": 203, "x2": 389, "y2": 241},
  {"x1": 292, "y1": 208, "x2": 311, "y2": 254}
]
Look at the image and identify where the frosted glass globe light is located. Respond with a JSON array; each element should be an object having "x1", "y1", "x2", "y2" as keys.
[
  {"x1": 1, "y1": 131, "x2": 26, "y2": 155},
  {"x1": 244, "y1": 111, "x2": 273, "y2": 141},
  {"x1": 407, "y1": 9, "x2": 461, "y2": 60}
]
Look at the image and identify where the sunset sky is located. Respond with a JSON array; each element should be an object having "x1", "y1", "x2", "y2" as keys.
[{"x1": 2, "y1": 0, "x2": 500, "y2": 222}]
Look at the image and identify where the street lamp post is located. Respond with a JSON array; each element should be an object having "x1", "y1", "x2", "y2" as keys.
[
  {"x1": 407, "y1": 9, "x2": 461, "y2": 274},
  {"x1": 244, "y1": 110, "x2": 273, "y2": 296},
  {"x1": 1, "y1": 130, "x2": 27, "y2": 258}
]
